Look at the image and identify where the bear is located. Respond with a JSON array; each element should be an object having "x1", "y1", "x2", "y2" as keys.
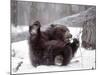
[{"x1": 28, "y1": 21, "x2": 78, "y2": 67}]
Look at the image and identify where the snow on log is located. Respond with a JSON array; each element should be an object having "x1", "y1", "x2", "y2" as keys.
[{"x1": 46, "y1": 7, "x2": 96, "y2": 27}]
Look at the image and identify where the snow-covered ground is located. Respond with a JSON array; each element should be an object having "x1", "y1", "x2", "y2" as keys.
[{"x1": 11, "y1": 27, "x2": 96, "y2": 74}]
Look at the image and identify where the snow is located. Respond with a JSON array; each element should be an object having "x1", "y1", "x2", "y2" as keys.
[
  {"x1": 11, "y1": 25, "x2": 28, "y2": 34},
  {"x1": 11, "y1": 27, "x2": 95, "y2": 74}
]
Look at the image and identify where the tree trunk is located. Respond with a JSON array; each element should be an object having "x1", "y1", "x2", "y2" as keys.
[{"x1": 82, "y1": 18, "x2": 96, "y2": 49}]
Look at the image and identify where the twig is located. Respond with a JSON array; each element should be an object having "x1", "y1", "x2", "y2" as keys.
[{"x1": 14, "y1": 61, "x2": 23, "y2": 72}]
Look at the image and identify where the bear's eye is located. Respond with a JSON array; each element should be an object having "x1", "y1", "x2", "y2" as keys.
[{"x1": 34, "y1": 24, "x2": 38, "y2": 26}]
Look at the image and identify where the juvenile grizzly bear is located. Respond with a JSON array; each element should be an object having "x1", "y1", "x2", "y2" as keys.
[{"x1": 28, "y1": 21, "x2": 79, "y2": 67}]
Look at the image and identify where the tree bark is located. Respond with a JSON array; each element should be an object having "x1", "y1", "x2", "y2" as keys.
[{"x1": 82, "y1": 18, "x2": 96, "y2": 49}]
